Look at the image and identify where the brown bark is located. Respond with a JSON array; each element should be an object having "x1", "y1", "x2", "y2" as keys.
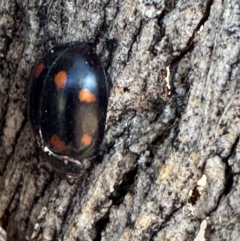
[{"x1": 0, "y1": 0, "x2": 239, "y2": 240}]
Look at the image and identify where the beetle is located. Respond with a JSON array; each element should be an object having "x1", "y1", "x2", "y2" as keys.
[{"x1": 28, "y1": 43, "x2": 108, "y2": 165}]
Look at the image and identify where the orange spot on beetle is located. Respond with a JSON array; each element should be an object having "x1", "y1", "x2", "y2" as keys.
[
  {"x1": 81, "y1": 134, "x2": 93, "y2": 146},
  {"x1": 34, "y1": 62, "x2": 45, "y2": 78},
  {"x1": 78, "y1": 89, "x2": 96, "y2": 103},
  {"x1": 50, "y1": 134, "x2": 66, "y2": 152},
  {"x1": 54, "y1": 70, "x2": 67, "y2": 89}
]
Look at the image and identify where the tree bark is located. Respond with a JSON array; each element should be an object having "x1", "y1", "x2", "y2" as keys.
[{"x1": 0, "y1": 0, "x2": 239, "y2": 240}]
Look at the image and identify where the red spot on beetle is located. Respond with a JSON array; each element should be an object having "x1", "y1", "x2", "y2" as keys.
[
  {"x1": 54, "y1": 70, "x2": 67, "y2": 89},
  {"x1": 78, "y1": 89, "x2": 96, "y2": 103},
  {"x1": 50, "y1": 134, "x2": 66, "y2": 151},
  {"x1": 34, "y1": 62, "x2": 45, "y2": 78},
  {"x1": 81, "y1": 134, "x2": 93, "y2": 146}
]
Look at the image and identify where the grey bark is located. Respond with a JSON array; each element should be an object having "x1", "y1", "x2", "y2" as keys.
[{"x1": 0, "y1": 0, "x2": 239, "y2": 240}]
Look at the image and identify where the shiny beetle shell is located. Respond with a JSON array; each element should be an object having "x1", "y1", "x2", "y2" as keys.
[{"x1": 28, "y1": 43, "x2": 108, "y2": 163}]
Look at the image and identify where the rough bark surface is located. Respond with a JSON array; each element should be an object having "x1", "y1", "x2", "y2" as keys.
[{"x1": 0, "y1": 0, "x2": 239, "y2": 240}]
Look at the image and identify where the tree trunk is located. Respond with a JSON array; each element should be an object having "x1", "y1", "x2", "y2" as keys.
[{"x1": 0, "y1": 0, "x2": 239, "y2": 240}]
